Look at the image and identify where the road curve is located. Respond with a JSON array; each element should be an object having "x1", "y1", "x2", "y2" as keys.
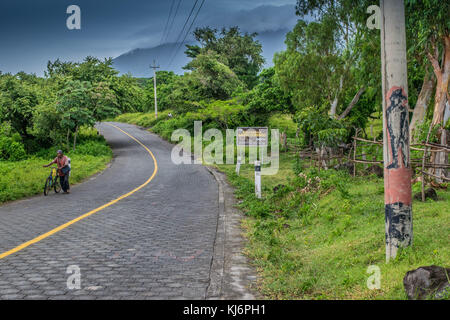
[{"x1": 0, "y1": 122, "x2": 219, "y2": 299}]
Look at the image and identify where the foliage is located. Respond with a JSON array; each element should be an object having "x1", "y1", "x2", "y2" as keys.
[
  {"x1": 185, "y1": 26, "x2": 265, "y2": 89},
  {"x1": 110, "y1": 74, "x2": 146, "y2": 113},
  {"x1": 405, "y1": 0, "x2": 450, "y2": 56},
  {"x1": 0, "y1": 73, "x2": 40, "y2": 143},
  {"x1": 243, "y1": 68, "x2": 294, "y2": 125},
  {"x1": 275, "y1": 18, "x2": 345, "y2": 111},
  {"x1": 145, "y1": 71, "x2": 180, "y2": 112},
  {"x1": 46, "y1": 56, "x2": 118, "y2": 83},
  {"x1": 268, "y1": 113, "x2": 297, "y2": 138},
  {"x1": 296, "y1": 106, "x2": 347, "y2": 147},
  {"x1": 56, "y1": 80, "x2": 97, "y2": 137},
  {"x1": 186, "y1": 51, "x2": 245, "y2": 101},
  {"x1": 0, "y1": 135, "x2": 26, "y2": 161},
  {"x1": 413, "y1": 120, "x2": 441, "y2": 144}
]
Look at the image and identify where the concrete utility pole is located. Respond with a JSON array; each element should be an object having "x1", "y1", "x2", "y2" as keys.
[
  {"x1": 150, "y1": 61, "x2": 160, "y2": 118},
  {"x1": 380, "y1": 0, "x2": 412, "y2": 261}
]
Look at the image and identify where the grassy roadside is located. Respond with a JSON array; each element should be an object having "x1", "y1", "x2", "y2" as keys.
[
  {"x1": 112, "y1": 112, "x2": 449, "y2": 300},
  {"x1": 0, "y1": 128, "x2": 112, "y2": 204},
  {"x1": 216, "y1": 153, "x2": 449, "y2": 300}
]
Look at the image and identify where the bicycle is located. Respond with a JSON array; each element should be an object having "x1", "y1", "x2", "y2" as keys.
[{"x1": 44, "y1": 167, "x2": 62, "y2": 196}]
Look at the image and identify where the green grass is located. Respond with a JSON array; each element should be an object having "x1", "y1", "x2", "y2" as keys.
[
  {"x1": 0, "y1": 128, "x2": 112, "y2": 204},
  {"x1": 217, "y1": 153, "x2": 449, "y2": 300}
]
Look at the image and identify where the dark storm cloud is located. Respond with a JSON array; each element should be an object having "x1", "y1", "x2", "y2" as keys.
[
  {"x1": 130, "y1": 3, "x2": 297, "y2": 48},
  {"x1": 0, "y1": 0, "x2": 297, "y2": 75}
]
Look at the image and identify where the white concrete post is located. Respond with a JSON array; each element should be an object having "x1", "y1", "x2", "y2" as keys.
[{"x1": 255, "y1": 160, "x2": 261, "y2": 198}]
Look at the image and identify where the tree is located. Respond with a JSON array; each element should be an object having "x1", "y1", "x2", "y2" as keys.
[
  {"x1": 275, "y1": 18, "x2": 346, "y2": 114},
  {"x1": 184, "y1": 51, "x2": 244, "y2": 101},
  {"x1": 243, "y1": 68, "x2": 294, "y2": 125},
  {"x1": 0, "y1": 74, "x2": 39, "y2": 144},
  {"x1": 56, "y1": 80, "x2": 96, "y2": 150},
  {"x1": 406, "y1": 0, "x2": 450, "y2": 129},
  {"x1": 90, "y1": 81, "x2": 120, "y2": 121},
  {"x1": 47, "y1": 56, "x2": 118, "y2": 83},
  {"x1": 145, "y1": 71, "x2": 179, "y2": 112},
  {"x1": 110, "y1": 74, "x2": 146, "y2": 113},
  {"x1": 405, "y1": 0, "x2": 449, "y2": 180},
  {"x1": 185, "y1": 27, "x2": 265, "y2": 89}
]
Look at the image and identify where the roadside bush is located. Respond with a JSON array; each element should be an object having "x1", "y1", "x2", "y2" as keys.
[
  {"x1": 268, "y1": 113, "x2": 297, "y2": 138},
  {"x1": 72, "y1": 140, "x2": 112, "y2": 157},
  {"x1": 0, "y1": 135, "x2": 27, "y2": 161}
]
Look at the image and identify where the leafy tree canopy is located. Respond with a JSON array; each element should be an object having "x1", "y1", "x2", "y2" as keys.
[{"x1": 185, "y1": 26, "x2": 265, "y2": 89}]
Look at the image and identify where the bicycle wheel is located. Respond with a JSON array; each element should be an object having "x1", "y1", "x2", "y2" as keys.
[
  {"x1": 44, "y1": 177, "x2": 52, "y2": 196},
  {"x1": 54, "y1": 176, "x2": 61, "y2": 193}
]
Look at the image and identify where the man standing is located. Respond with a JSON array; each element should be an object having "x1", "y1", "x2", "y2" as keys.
[{"x1": 43, "y1": 150, "x2": 71, "y2": 194}]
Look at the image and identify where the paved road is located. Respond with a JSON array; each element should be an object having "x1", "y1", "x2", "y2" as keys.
[{"x1": 0, "y1": 122, "x2": 220, "y2": 300}]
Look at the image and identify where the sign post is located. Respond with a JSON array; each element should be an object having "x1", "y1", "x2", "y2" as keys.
[
  {"x1": 255, "y1": 160, "x2": 261, "y2": 199},
  {"x1": 237, "y1": 127, "x2": 268, "y2": 198},
  {"x1": 236, "y1": 156, "x2": 241, "y2": 175}
]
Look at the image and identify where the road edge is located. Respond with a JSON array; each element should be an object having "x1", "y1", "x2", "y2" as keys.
[{"x1": 204, "y1": 166, "x2": 260, "y2": 300}]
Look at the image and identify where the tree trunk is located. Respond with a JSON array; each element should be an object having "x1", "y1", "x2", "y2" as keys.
[
  {"x1": 330, "y1": 75, "x2": 344, "y2": 117},
  {"x1": 338, "y1": 87, "x2": 365, "y2": 120},
  {"x1": 435, "y1": 129, "x2": 449, "y2": 182},
  {"x1": 73, "y1": 126, "x2": 78, "y2": 151},
  {"x1": 429, "y1": 35, "x2": 450, "y2": 128},
  {"x1": 428, "y1": 35, "x2": 450, "y2": 181},
  {"x1": 281, "y1": 132, "x2": 288, "y2": 151},
  {"x1": 409, "y1": 70, "x2": 435, "y2": 141},
  {"x1": 66, "y1": 128, "x2": 70, "y2": 147}
]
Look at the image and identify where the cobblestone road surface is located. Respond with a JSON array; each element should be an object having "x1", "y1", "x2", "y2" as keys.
[{"x1": 0, "y1": 122, "x2": 220, "y2": 300}]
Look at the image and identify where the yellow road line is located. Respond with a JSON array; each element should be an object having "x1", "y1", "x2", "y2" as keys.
[{"x1": 0, "y1": 123, "x2": 158, "y2": 260}]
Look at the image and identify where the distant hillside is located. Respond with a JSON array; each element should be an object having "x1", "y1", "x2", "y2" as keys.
[{"x1": 112, "y1": 29, "x2": 290, "y2": 77}]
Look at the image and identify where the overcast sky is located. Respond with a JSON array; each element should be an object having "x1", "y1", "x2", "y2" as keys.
[{"x1": 0, "y1": 0, "x2": 298, "y2": 75}]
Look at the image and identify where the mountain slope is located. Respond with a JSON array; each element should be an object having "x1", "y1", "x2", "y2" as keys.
[{"x1": 112, "y1": 29, "x2": 290, "y2": 77}]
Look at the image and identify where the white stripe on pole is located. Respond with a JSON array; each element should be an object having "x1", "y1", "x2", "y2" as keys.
[{"x1": 255, "y1": 160, "x2": 261, "y2": 198}]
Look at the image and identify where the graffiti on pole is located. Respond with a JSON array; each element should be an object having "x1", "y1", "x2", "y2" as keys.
[
  {"x1": 384, "y1": 86, "x2": 412, "y2": 252},
  {"x1": 386, "y1": 87, "x2": 409, "y2": 169}
]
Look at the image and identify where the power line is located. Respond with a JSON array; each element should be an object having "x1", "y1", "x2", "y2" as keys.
[
  {"x1": 159, "y1": 0, "x2": 176, "y2": 47},
  {"x1": 166, "y1": 0, "x2": 199, "y2": 66},
  {"x1": 168, "y1": 0, "x2": 206, "y2": 69},
  {"x1": 164, "y1": 0, "x2": 183, "y2": 44}
]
